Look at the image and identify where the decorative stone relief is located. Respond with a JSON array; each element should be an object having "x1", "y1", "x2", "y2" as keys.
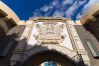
[{"x1": 27, "y1": 22, "x2": 73, "y2": 50}]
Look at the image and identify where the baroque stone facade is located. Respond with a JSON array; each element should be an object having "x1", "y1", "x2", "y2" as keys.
[{"x1": 0, "y1": 1, "x2": 99, "y2": 66}]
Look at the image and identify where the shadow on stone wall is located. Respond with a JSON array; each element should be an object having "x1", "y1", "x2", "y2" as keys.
[
  {"x1": 0, "y1": 25, "x2": 26, "y2": 66},
  {"x1": 0, "y1": 25, "x2": 6, "y2": 46},
  {"x1": 0, "y1": 33, "x2": 19, "y2": 66}
]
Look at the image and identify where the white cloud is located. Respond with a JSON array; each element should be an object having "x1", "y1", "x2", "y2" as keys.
[
  {"x1": 40, "y1": 5, "x2": 49, "y2": 12},
  {"x1": 50, "y1": 0, "x2": 59, "y2": 6},
  {"x1": 33, "y1": 9, "x2": 42, "y2": 17},
  {"x1": 32, "y1": 0, "x2": 99, "y2": 20},
  {"x1": 65, "y1": 2, "x2": 77, "y2": 17},
  {"x1": 76, "y1": 10, "x2": 85, "y2": 20},
  {"x1": 53, "y1": 10, "x2": 64, "y2": 17},
  {"x1": 62, "y1": 0, "x2": 74, "y2": 5}
]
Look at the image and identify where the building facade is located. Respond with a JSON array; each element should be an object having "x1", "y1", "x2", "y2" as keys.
[{"x1": 0, "y1": 1, "x2": 99, "y2": 66}]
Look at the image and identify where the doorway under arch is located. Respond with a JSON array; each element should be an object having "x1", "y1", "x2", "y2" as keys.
[{"x1": 18, "y1": 50, "x2": 84, "y2": 66}]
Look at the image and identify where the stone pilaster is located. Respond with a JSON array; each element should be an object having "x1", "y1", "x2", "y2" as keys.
[{"x1": 68, "y1": 20, "x2": 90, "y2": 65}]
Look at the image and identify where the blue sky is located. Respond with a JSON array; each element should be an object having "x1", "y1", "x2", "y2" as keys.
[{"x1": 2, "y1": 0, "x2": 99, "y2": 21}]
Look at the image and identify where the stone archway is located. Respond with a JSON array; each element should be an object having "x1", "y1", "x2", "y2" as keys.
[
  {"x1": 11, "y1": 44, "x2": 85, "y2": 66},
  {"x1": 22, "y1": 51, "x2": 77, "y2": 66},
  {"x1": 25, "y1": 44, "x2": 77, "y2": 59},
  {"x1": 11, "y1": 44, "x2": 86, "y2": 66},
  {"x1": 17, "y1": 44, "x2": 82, "y2": 66}
]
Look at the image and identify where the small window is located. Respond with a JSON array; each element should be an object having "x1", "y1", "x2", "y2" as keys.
[{"x1": 85, "y1": 39, "x2": 99, "y2": 57}]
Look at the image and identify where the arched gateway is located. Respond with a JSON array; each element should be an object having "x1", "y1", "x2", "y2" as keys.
[
  {"x1": 14, "y1": 44, "x2": 85, "y2": 66},
  {"x1": 23, "y1": 51, "x2": 77, "y2": 66}
]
